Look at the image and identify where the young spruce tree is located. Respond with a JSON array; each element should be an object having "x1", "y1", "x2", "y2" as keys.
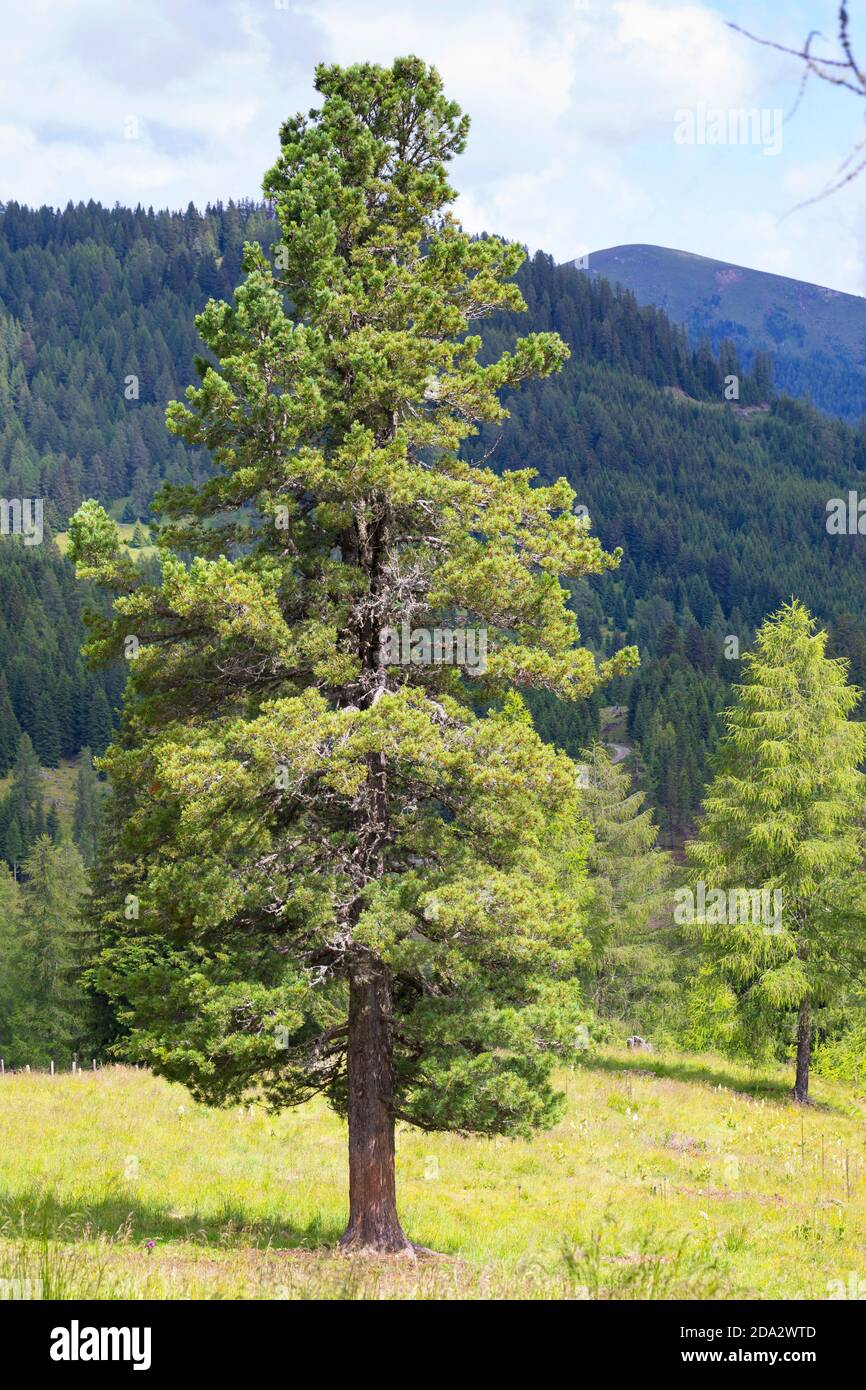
[
  {"x1": 578, "y1": 744, "x2": 672, "y2": 1027},
  {"x1": 69, "y1": 58, "x2": 635, "y2": 1251},
  {"x1": 685, "y1": 602, "x2": 866, "y2": 1102}
]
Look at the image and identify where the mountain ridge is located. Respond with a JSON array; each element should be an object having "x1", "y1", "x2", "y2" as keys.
[{"x1": 564, "y1": 243, "x2": 866, "y2": 421}]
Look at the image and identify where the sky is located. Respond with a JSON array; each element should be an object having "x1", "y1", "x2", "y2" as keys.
[{"x1": 4, "y1": 0, "x2": 866, "y2": 294}]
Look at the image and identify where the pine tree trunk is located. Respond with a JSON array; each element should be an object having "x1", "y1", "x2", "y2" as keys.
[
  {"x1": 793, "y1": 998, "x2": 811, "y2": 1104},
  {"x1": 339, "y1": 960, "x2": 412, "y2": 1254}
]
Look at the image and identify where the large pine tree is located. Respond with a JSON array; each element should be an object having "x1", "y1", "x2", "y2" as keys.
[
  {"x1": 685, "y1": 602, "x2": 866, "y2": 1102},
  {"x1": 70, "y1": 57, "x2": 635, "y2": 1252}
]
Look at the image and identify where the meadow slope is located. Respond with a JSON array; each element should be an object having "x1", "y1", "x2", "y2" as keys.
[{"x1": 1, "y1": 1048, "x2": 865, "y2": 1300}]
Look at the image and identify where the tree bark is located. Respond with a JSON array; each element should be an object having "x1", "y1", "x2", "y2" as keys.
[
  {"x1": 793, "y1": 998, "x2": 811, "y2": 1104},
  {"x1": 339, "y1": 958, "x2": 412, "y2": 1253}
]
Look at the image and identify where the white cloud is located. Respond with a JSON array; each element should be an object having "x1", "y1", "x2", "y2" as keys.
[{"x1": 0, "y1": 0, "x2": 863, "y2": 293}]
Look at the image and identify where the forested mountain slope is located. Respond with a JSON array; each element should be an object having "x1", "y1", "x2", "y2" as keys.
[
  {"x1": 0, "y1": 544, "x2": 121, "y2": 773},
  {"x1": 479, "y1": 253, "x2": 866, "y2": 833},
  {"x1": 573, "y1": 243, "x2": 866, "y2": 423},
  {"x1": 3, "y1": 201, "x2": 866, "y2": 840},
  {"x1": 0, "y1": 199, "x2": 277, "y2": 523}
]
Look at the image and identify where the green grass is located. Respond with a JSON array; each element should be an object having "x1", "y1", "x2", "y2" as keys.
[{"x1": 2, "y1": 1047, "x2": 865, "y2": 1299}]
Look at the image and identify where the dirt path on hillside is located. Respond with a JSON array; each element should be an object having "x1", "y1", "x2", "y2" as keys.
[{"x1": 605, "y1": 742, "x2": 630, "y2": 764}]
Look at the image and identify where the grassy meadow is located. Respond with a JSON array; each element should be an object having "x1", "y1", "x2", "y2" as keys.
[{"x1": 2, "y1": 1046, "x2": 866, "y2": 1300}]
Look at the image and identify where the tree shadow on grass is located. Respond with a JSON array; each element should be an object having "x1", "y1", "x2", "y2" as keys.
[
  {"x1": 0, "y1": 1185, "x2": 342, "y2": 1252},
  {"x1": 577, "y1": 1050, "x2": 844, "y2": 1113}
]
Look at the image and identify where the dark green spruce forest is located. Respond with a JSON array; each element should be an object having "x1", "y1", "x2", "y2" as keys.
[{"x1": 2, "y1": 196, "x2": 866, "y2": 1072}]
